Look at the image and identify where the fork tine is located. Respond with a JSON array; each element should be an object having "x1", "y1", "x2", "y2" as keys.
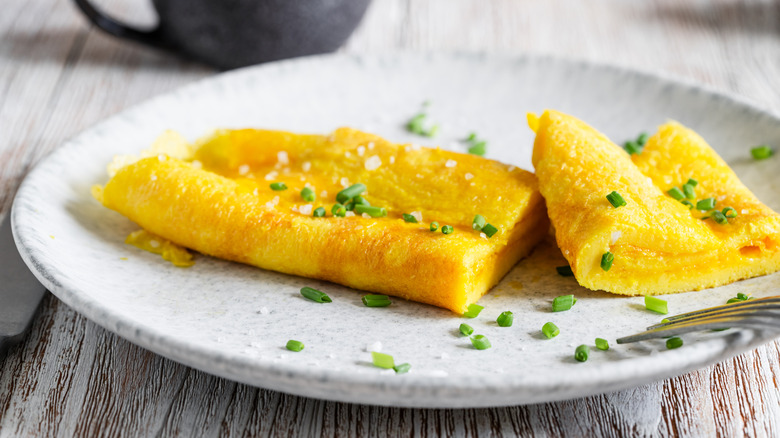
[
  {"x1": 647, "y1": 306, "x2": 780, "y2": 330},
  {"x1": 616, "y1": 314, "x2": 780, "y2": 344},
  {"x1": 660, "y1": 296, "x2": 780, "y2": 323}
]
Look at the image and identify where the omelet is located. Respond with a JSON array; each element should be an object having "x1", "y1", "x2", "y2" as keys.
[
  {"x1": 530, "y1": 110, "x2": 780, "y2": 295},
  {"x1": 93, "y1": 127, "x2": 548, "y2": 313}
]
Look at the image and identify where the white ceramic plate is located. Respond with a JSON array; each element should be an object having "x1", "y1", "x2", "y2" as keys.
[{"x1": 12, "y1": 53, "x2": 780, "y2": 408}]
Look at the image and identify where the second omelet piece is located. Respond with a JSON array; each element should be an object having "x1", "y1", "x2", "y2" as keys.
[
  {"x1": 94, "y1": 127, "x2": 548, "y2": 313},
  {"x1": 530, "y1": 110, "x2": 780, "y2": 295}
]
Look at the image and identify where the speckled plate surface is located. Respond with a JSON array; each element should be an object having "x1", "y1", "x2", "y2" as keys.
[{"x1": 12, "y1": 53, "x2": 780, "y2": 408}]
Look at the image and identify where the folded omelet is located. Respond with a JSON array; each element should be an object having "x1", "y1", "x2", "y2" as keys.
[
  {"x1": 531, "y1": 110, "x2": 780, "y2": 295},
  {"x1": 94, "y1": 128, "x2": 548, "y2": 313}
]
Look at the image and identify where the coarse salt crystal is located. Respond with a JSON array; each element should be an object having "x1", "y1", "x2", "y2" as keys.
[
  {"x1": 253, "y1": 188, "x2": 259, "y2": 196},
  {"x1": 389, "y1": 156, "x2": 396, "y2": 164},
  {"x1": 366, "y1": 341, "x2": 383, "y2": 352},
  {"x1": 445, "y1": 159, "x2": 457, "y2": 168},
  {"x1": 367, "y1": 142, "x2": 375, "y2": 150},
  {"x1": 480, "y1": 232, "x2": 487, "y2": 239},
  {"x1": 345, "y1": 151, "x2": 352, "y2": 158},
  {"x1": 357, "y1": 146, "x2": 366, "y2": 156},
  {"x1": 150, "y1": 174, "x2": 158, "y2": 181},
  {"x1": 741, "y1": 209, "x2": 749, "y2": 214},
  {"x1": 321, "y1": 191, "x2": 328, "y2": 198},
  {"x1": 158, "y1": 154, "x2": 167, "y2": 162},
  {"x1": 191, "y1": 160, "x2": 202, "y2": 169},
  {"x1": 416, "y1": 174, "x2": 424, "y2": 179},
  {"x1": 340, "y1": 177, "x2": 350, "y2": 187},
  {"x1": 299, "y1": 204, "x2": 313, "y2": 215},
  {"x1": 272, "y1": 196, "x2": 280, "y2": 205},
  {"x1": 238, "y1": 164, "x2": 250, "y2": 175},
  {"x1": 302, "y1": 161, "x2": 311, "y2": 172},
  {"x1": 439, "y1": 352, "x2": 449, "y2": 360},
  {"x1": 508, "y1": 165, "x2": 516, "y2": 172},
  {"x1": 410, "y1": 144, "x2": 421, "y2": 151},
  {"x1": 265, "y1": 202, "x2": 275, "y2": 209},
  {"x1": 149, "y1": 240, "x2": 160, "y2": 248},
  {"x1": 259, "y1": 307, "x2": 270, "y2": 314},
  {"x1": 410, "y1": 211, "x2": 422, "y2": 222},
  {"x1": 364, "y1": 155, "x2": 382, "y2": 171},
  {"x1": 465, "y1": 173, "x2": 474, "y2": 180},
  {"x1": 327, "y1": 353, "x2": 337, "y2": 359},
  {"x1": 611, "y1": 230, "x2": 622, "y2": 244},
  {"x1": 277, "y1": 151, "x2": 289, "y2": 164},
  {"x1": 345, "y1": 211, "x2": 355, "y2": 217},
  {"x1": 264, "y1": 171, "x2": 278, "y2": 181},
  {"x1": 290, "y1": 205, "x2": 299, "y2": 212},
  {"x1": 304, "y1": 182, "x2": 313, "y2": 188},
  {"x1": 362, "y1": 213, "x2": 371, "y2": 219}
]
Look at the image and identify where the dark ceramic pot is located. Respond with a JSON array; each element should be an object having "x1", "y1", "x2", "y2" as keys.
[{"x1": 73, "y1": 0, "x2": 372, "y2": 70}]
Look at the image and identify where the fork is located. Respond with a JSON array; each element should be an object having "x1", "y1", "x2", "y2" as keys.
[{"x1": 616, "y1": 295, "x2": 780, "y2": 344}]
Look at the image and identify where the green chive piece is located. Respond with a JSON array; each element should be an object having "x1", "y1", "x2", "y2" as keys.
[
  {"x1": 686, "y1": 178, "x2": 698, "y2": 187},
  {"x1": 681, "y1": 200, "x2": 694, "y2": 209},
  {"x1": 696, "y1": 197, "x2": 716, "y2": 211},
  {"x1": 344, "y1": 201, "x2": 356, "y2": 211},
  {"x1": 751, "y1": 145, "x2": 774, "y2": 160},
  {"x1": 727, "y1": 293, "x2": 752, "y2": 304},
  {"x1": 606, "y1": 191, "x2": 627, "y2": 208},
  {"x1": 466, "y1": 132, "x2": 478, "y2": 142},
  {"x1": 354, "y1": 205, "x2": 387, "y2": 218},
  {"x1": 424, "y1": 124, "x2": 440, "y2": 138},
  {"x1": 496, "y1": 311, "x2": 514, "y2": 327},
  {"x1": 407, "y1": 113, "x2": 427, "y2": 134},
  {"x1": 645, "y1": 295, "x2": 669, "y2": 314},
  {"x1": 637, "y1": 132, "x2": 649, "y2": 146},
  {"x1": 463, "y1": 303, "x2": 484, "y2": 318},
  {"x1": 595, "y1": 338, "x2": 610, "y2": 350},
  {"x1": 362, "y1": 294, "x2": 391, "y2": 307},
  {"x1": 470, "y1": 335, "x2": 492, "y2": 350},
  {"x1": 270, "y1": 182, "x2": 287, "y2": 191},
  {"x1": 300, "y1": 187, "x2": 316, "y2": 202},
  {"x1": 353, "y1": 195, "x2": 370, "y2": 206},
  {"x1": 556, "y1": 265, "x2": 574, "y2": 277},
  {"x1": 682, "y1": 183, "x2": 696, "y2": 200},
  {"x1": 441, "y1": 225, "x2": 454, "y2": 234},
  {"x1": 552, "y1": 294, "x2": 576, "y2": 312},
  {"x1": 402, "y1": 213, "x2": 418, "y2": 223},
  {"x1": 542, "y1": 322, "x2": 560, "y2": 339},
  {"x1": 666, "y1": 337, "x2": 683, "y2": 349},
  {"x1": 667, "y1": 187, "x2": 684, "y2": 201},
  {"x1": 722, "y1": 207, "x2": 738, "y2": 218},
  {"x1": 481, "y1": 224, "x2": 498, "y2": 238},
  {"x1": 371, "y1": 351, "x2": 395, "y2": 369},
  {"x1": 624, "y1": 141, "x2": 643, "y2": 155},
  {"x1": 459, "y1": 323, "x2": 474, "y2": 336},
  {"x1": 331, "y1": 203, "x2": 346, "y2": 217},
  {"x1": 313, "y1": 206, "x2": 326, "y2": 217},
  {"x1": 300, "y1": 286, "x2": 332, "y2": 303},
  {"x1": 710, "y1": 210, "x2": 728, "y2": 225},
  {"x1": 574, "y1": 345, "x2": 589, "y2": 362},
  {"x1": 393, "y1": 363, "x2": 411, "y2": 374},
  {"x1": 601, "y1": 251, "x2": 614, "y2": 271},
  {"x1": 472, "y1": 214, "x2": 487, "y2": 231},
  {"x1": 430, "y1": 221, "x2": 439, "y2": 232},
  {"x1": 336, "y1": 183, "x2": 367, "y2": 204},
  {"x1": 286, "y1": 340, "x2": 304, "y2": 352},
  {"x1": 468, "y1": 141, "x2": 487, "y2": 156}
]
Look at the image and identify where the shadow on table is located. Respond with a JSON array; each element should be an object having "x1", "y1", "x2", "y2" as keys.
[{"x1": 649, "y1": 0, "x2": 780, "y2": 35}]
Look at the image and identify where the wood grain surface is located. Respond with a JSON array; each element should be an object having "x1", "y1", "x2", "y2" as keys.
[{"x1": 2, "y1": 0, "x2": 780, "y2": 436}]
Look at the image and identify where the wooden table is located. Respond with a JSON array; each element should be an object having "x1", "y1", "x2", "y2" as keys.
[{"x1": 2, "y1": 0, "x2": 780, "y2": 435}]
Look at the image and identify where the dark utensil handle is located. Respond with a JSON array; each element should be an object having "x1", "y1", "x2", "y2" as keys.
[{"x1": 72, "y1": 0, "x2": 174, "y2": 50}]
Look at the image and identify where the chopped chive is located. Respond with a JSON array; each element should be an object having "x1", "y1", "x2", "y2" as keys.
[
  {"x1": 459, "y1": 323, "x2": 474, "y2": 336},
  {"x1": 710, "y1": 210, "x2": 728, "y2": 225},
  {"x1": 286, "y1": 340, "x2": 304, "y2": 352},
  {"x1": 270, "y1": 182, "x2": 287, "y2": 191},
  {"x1": 402, "y1": 213, "x2": 418, "y2": 223},
  {"x1": 430, "y1": 221, "x2": 439, "y2": 232},
  {"x1": 470, "y1": 335, "x2": 492, "y2": 350},
  {"x1": 606, "y1": 191, "x2": 627, "y2": 208},
  {"x1": 354, "y1": 205, "x2": 387, "y2": 218},
  {"x1": 574, "y1": 345, "x2": 589, "y2": 362},
  {"x1": 300, "y1": 187, "x2": 316, "y2": 202},
  {"x1": 645, "y1": 295, "x2": 668, "y2": 314},
  {"x1": 637, "y1": 132, "x2": 649, "y2": 146},
  {"x1": 463, "y1": 303, "x2": 484, "y2": 318},
  {"x1": 727, "y1": 293, "x2": 752, "y2": 304},
  {"x1": 686, "y1": 178, "x2": 698, "y2": 187},
  {"x1": 542, "y1": 322, "x2": 560, "y2": 339},
  {"x1": 336, "y1": 183, "x2": 367, "y2": 204},
  {"x1": 595, "y1": 338, "x2": 610, "y2": 351},
  {"x1": 624, "y1": 141, "x2": 643, "y2": 155},
  {"x1": 481, "y1": 224, "x2": 498, "y2": 238},
  {"x1": 424, "y1": 124, "x2": 440, "y2": 138},
  {"x1": 556, "y1": 265, "x2": 574, "y2": 277},
  {"x1": 468, "y1": 141, "x2": 487, "y2": 156},
  {"x1": 393, "y1": 363, "x2": 411, "y2": 374},
  {"x1": 407, "y1": 113, "x2": 427, "y2": 134},
  {"x1": 371, "y1": 351, "x2": 395, "y2": 369},
  {"x1": 496, "y1": 311, "x2": 514, "y2": 327},
  {"x1": 313, "y1": 206, "x2": 326, "y2": 217},
  {"x1": 331, "y1": 203, "x2": 346, "y2": 217},
  {"x1": 552, "y1": 294, "x2": 576, "y2": 312},
  {"x1": 472, "y1": 215, "x2": 487, "y2": 231},
  {"x1": 300, "y1": 286, "x2": 332, "y2": 303},
  {"x1": 751, "y1": 145, "x2": 774, "y2": 160},
  {"x1": 601, "y1": 251, "x2": 614, "y2": 271},
  {"x1": 441, "y1": 225, "x2": 454, "y2": 234},
  {"x1": 682, "y1": 183, "x2": 696, "y2": 200},
  {"x1": 680, "y1": 200, "x2": 694, "y2": 209},
  {"x1": 344, "y1": 201, "x2": 355, "y2": 211},
  {"x1": 362, "y1": 294, "x2": 391, "y2": 307},
  {"x1": 667, "y1": 187, "x2": 684, "y2": 201},
  {"x1": 353, "y1": 195, "x2": 370, "y2": 206},
  {"x1": 722, "y1": 207, "x2": 738, "y2": 218},
  {"x1": 666, "y1": 337, "x2": 683, "y2": 350},
  {"x1": 696, "y1": 197, "x2": 716, "y2": 211},
  {"x1": 466, "y1": 132, "x2": 478, "y2": 142}
]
